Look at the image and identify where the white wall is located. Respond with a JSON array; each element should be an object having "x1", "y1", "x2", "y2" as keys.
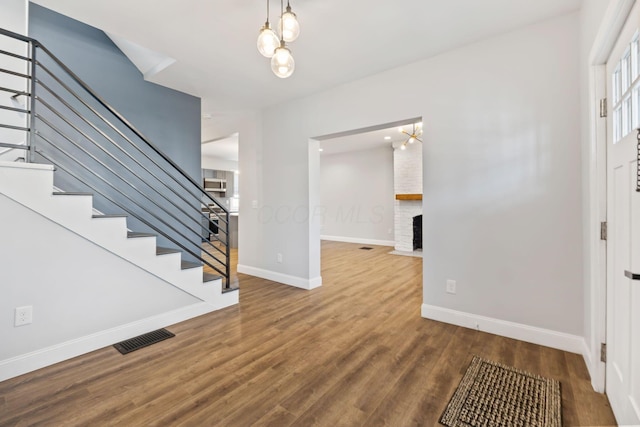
[
  {"x1": 394, "y1": 142, "x2": 423, "y2": 195},
  {"x1": 319, "y1": 145, "x2": 394, "y2": 245},
  {"x1": 419, "y1": 14, "x2": 582, "y2": 337},
  {"x1": 0, "y1": 193, "x2": 202, "y2": 380},
  {"x1": 241, "y1": 13, "x2": 585, "y2": 342},
  {"x1": 201, "y1": 155, "x2": 238, "y2": 172},
  {"x1": 0, "y1": 0, "x2": 29, "y2": 161}
]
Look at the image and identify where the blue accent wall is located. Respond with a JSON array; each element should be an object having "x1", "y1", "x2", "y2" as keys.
[
  {"x1": 29, "y1": 3, "x2": 201, "y2": 179},
  {"x1": 29, "y1": 3, "x2": 205, "y2": 261}
]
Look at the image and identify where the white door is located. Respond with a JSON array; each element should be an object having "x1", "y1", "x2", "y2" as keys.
[{"x1": 606, "y1": 1, "x2": 640, "y2": 424}]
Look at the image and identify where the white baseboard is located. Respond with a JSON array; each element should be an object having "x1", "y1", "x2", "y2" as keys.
[
  {"x1": 237, "y1": 264, "x2": 322, "y2": 290},
  {"x1": 0, "y1": 302, "x2": 215, "y2": 382},
  {"x1": 582, "y1": 340, "x2": 597, "y2": 391},
  {"x1": 320, "y1": 235, "x2": 395, "y2": 247},
  {"x1": 421, "y1": 304, "x2": 585, "y2": 355},
  {"x1": 582, "y1": 339, "x2": 606, "y2": 393}
]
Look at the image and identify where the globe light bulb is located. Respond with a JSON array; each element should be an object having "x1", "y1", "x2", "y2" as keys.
[
  {"x1": 271, "y1": 44, "x2": 295, "y2": 78},
  {"x1": 279, "y1": 5, "x2": 300, "y2": 42},
  {"x1": 257, "y1": 23, "x2": 280, "y2": 58},
  {"x1": 409, "y1": 137, "x2": 415, "y2": 144},
  {"x1": 400, "y1": 144, "x2": 407, "y2": 150}
]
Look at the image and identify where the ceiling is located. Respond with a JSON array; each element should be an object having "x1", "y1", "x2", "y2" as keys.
[
  {"x1": 30, "y1": 1, "x2": 582, "y2": 160},
  {"x1": 201, "y1": 133, "x2": 239, "y2": 161},
  {"x1": 321, "y1": 124, "x2": 415, "y2": 155},
  {"x1": 31, "y1": 0, "x2": 581, "y2": 118}
]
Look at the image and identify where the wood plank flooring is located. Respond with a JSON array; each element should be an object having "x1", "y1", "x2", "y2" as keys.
[{"x1": 0, "y1": 241, "x2": 616, "y2": 426}]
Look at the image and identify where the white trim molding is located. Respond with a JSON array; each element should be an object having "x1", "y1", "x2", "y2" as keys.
[
  {"x1": 581, "y1": 339, "x2": 603, "y2": 393},
  {"x1": 321, "y1": 235, "x2": 395, "y2": 247},
  {"x1": 582, "y1": 0, "x2": 636, "y2": 394},
  {"x1": 237, "y1": 264, "x2": 322, "y2": 290},
  {"x1": 421, "y1": 304, "x2": 585, "y2": 355},
  {"x1": 590, "y1": 0, "x2": 636, "y2": 64},
  {"x1": 0, "y1": 302, "x2": 216, "y2": 382}
]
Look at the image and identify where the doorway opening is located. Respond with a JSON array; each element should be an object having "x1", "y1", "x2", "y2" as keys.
[
  {"x1": 201, "y1": 131, "x2": 240, "y2": 287},
  {"x1": 313, "y1": 117, "x2": 424, "y2": 276}
]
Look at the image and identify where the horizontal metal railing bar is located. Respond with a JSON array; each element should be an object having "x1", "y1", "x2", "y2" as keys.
[
  {"x1": 0, "y1": 67, "x2": 30, "y2": 79},
  {"x1": 0, "y1": 86, "x2": 29, "y2": 96},
  {"x1": 0, "y1": 28, "x2": 33, "y2": 44},
  {"x1": 36, "y1": 62, "x2": 225, "y2": 224},
  {"x1": 0, "y1": 28, "x2": 231, "y2": 282},
  {"x1": 36, "y1": 114, "x2": 228, "y2": 266},
  {"x1": 0, "y1": 123, "x2": 29, "y2": 132},
  {"x1": 34, "y1": 65, "x2": 229, "y2": 228},
  {"x1": 35, "y1": 95, "x2": 229, "y2": 244},
  {"x1": 32, "y1": 44, "x2": 230, "y2": 215},
  {"x1": 0, "y1": 142, "x2": 29, "y2": 150},
  {"x1": 202, "y1": 237, "x2": 228, "y2": 259},
  {"x1": 36, "y1": 143, "x2": 227, "y2": 277},
  {"x1": 35, "y1": 83, "x2": 228, "y2": 235},
  {"x1": 0, "y1": 49, "x2": 31, "y2": 62},
  {"x1": 0, "y1": 104, "x2": 29, "y2": 114}
]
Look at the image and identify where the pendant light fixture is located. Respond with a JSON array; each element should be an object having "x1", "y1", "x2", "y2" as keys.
[
  {"x1": 279, "y1": 0, "x2": 300, "y2": 42},
  {"x1": 257, "y1": 0, "x2": 299, "y2": 78},
  {"x1": 271, "y1": 40, "x2": 295, "y2": 78},
  {"x1": 257, "y1": 0, "x2": 279, "y2": 57},
  {"x1": 398, "y1": 122, "x2": 423, "y2": 149},
  {"x1": 270, "y1": 0, "x2": 295, "y2": 78}
]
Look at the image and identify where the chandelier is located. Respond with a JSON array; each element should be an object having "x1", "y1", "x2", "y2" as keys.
[
  {"x1": 257, "y1": 0, "x2": 300, "y2": 78},
  {"x1": 398, "y1": 122, "x2": 423, "y2": 150}
]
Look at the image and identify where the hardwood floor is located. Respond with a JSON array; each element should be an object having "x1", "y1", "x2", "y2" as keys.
[{"x1": 0, "y1": 241, "x2": 616, "y2": 426}]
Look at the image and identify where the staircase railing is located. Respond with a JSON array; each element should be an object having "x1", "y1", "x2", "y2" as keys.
[{"x1": 0, "y1": 28, "x2": 231, "y2": 288}]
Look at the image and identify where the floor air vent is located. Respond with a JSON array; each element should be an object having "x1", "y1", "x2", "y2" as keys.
[
  {"x1": 113, "y1": 328, "x2": 175, "y2": 355},
  {"x1": 359, "y1": 247, "x2": 373, "y2": 250}
]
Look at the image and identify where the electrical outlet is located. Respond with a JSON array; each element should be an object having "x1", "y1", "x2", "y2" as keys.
[
  {"x1": 446, "y1": 279, "x2": 456, "y2": 294},
  {"x1": 252, "y1": 200, "x2": 259, "y2": 209},
  {"x1": 277, "y1": 253, "x2": 283, "y2": 263},
  {"x1": 15, "y1": 306, "x2": 33, "y2": 326}
]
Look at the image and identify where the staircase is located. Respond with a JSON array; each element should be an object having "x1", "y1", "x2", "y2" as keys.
[
  {"x1": 0, "y1": 162, "x2": 237, "y2": 305},
  {"x1": 0, "y1": 28, "x2": 237, "y2": 380}
]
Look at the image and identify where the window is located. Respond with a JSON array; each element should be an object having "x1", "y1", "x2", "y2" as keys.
[{"x1": 612, "y1": 32, "x2": 640, "y2": 143}]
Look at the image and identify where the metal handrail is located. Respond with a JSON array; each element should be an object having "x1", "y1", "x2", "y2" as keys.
[
  {"x1": 0, "y1": 28, "x2": 228, "y2": 215},
  {"x1": 0, "y1": 142, "x2": 29, "y2": 150},
  {"x1": 37, "y1": 148, "x2": 227, "y2": 278},
  {"x1": 0, "y1": 104, "x2": 29, "y2": 114},
  {"x1": 0, "y1": 48, "x2": 31, "y2": 62},
  {"x1": 36, "y1": 112, "x2": 227, "y2": 263},
  {"x1": 0, "y1": 27, "x2": 231, "y2": 287},
  {"x1": 34, "y1": 61, "x2": 229, "y2": 228},
  {"x1": 35, "y1": 78, "x2": 229, "y2": 235},
  {"x1": 0, "y1": 86, "x2": 29, "y2": 96}
]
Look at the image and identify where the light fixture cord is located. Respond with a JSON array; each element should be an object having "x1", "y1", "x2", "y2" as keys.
[
  {"x1": 280, "y1": 0, "x2": 284, "y2": 42},
  {"x1": 266, "y1": 0, "x2": 270, "y2": 23}
]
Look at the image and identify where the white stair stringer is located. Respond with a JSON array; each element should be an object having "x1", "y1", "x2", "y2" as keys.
[{"x1": 0, "y1": 161, "x2": 238, "y2": 310}]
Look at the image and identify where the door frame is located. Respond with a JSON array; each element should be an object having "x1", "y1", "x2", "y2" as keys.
[{"x1": 586, "y1": 0, "x2": 636, "y2": 393}]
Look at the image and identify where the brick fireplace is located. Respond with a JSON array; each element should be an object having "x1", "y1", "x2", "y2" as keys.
[{"x1": 393, "y1": 141, "x2": 422, "y2": 252}]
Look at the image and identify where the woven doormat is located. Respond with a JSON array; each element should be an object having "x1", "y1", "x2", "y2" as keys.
[{"x1": 440, "y1": 356, "x2": 562, "y2": 427}]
